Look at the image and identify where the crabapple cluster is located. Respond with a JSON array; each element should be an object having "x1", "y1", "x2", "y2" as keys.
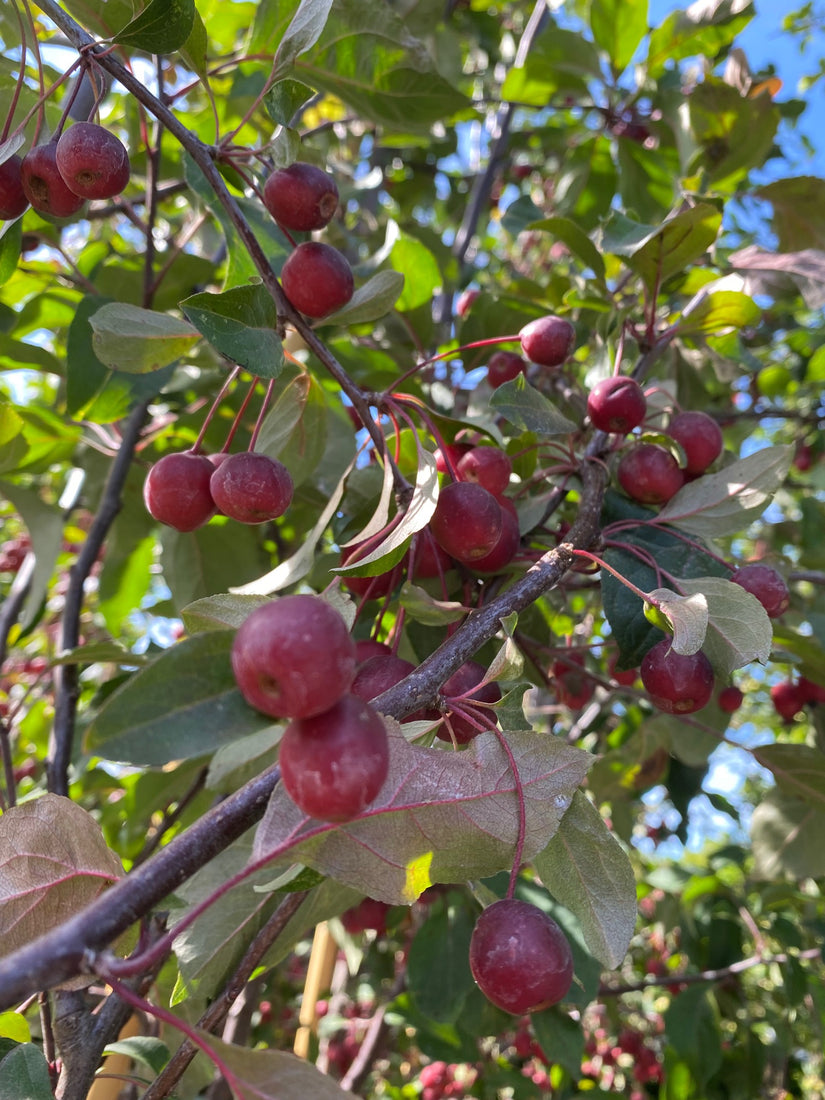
[
  {"x1": 770, "y1": 676, "x2": 825, "y2": 723},
  {"x1": 262, "y1": 160, "x2": 354, "y2": 318},
  {"x1": 143, "y1": 450, "x2": 293, "y2": 531},
  {"x1": 231, "y1": 595, "x2": 389, "y2": 822},
  {"x1": 2, "y1": 122, "x2": 131, "y2": 222}
]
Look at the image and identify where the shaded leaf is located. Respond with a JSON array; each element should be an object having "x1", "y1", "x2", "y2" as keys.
[
  {"x1": 253, "y1": 723, "x2": 592, "y2": 904},
  {"x1": 689, "y1": 76, "x2": 779, "y2": 190},
  {"x1": 0, "y1": 481, "x2": 63, "y2": 631},
  {"x1": 490, "y1": 375, "x2": 577, "y2": 437},
  {"x1": 264, "y1": 78, "x2": 316, "y2": 126},
  {"x1": 501, "y1": 24, "x2": 601, "y2": 105},
  {"x1": 677, "y1": 576, "x2": 772, "y2": 674},
  {"x1": 615, "y1": 204, "x2": 723, "y2": 292},
  {"x1": 753, "y1": 744, "x2": 825, "y2": 810},
  {"x1": 533, "y1": 790, "x2": 636, "y2": 968},
  {"x1": 0, "y1": 796, "x2": 122, "y2": 966},
  {"x1": 399, "y1": 581, "x2": 467, "y2": 626},
  {"x1": 756, "y1": 176, "x2": 825, "y2": 253},
  {"x1": 0, "y1": 1044, "x2": 54, "y2": 1100},
  {"x1": 664, "y1": 986, "x2": 723, "y2": 1085},
  {"x1": 407, "y1": 903, "x2": 475, "y2": 1024},
  {"x1": 192, "y1": 1029, "x2": 352, "y2": 1099},
  {"x1": 321, "y1": 269, "x2": 405, "y2": 327},
  {"x1": 114, "y1": 0, "x2": 195, "y2": 53},
  {"x1": 84, "y1": 631, "x2": 268, "y2": 765},
  {"x1": 103, "y1": 1037, "x2": 170, "y2": 1077},
  {"x1": 90, "y1": 303, "x2": 200, "y2": 374},
  {"x1": 180, "y1": 285, "x2": 283, "y2": 379},
  {"x1": 274, "y1": 0, "x2": 334, "y2": 71},
  {"x1": 529, "y1": 215, "x2": 606, "y2": 283},
  {"x1": 182, "y1": 593, "x2": 271, "y2": 633},
  {"x1": 730, "y1": 243, "x2": 825, "y2": 310},
  {"x1": 751, "y1": 789, "x2": 825, "y2": 879},
  {"x1": 249, "y1": 370, "x2": 310, "y2": 458},
  {"x1": 656, "y1": 445, "x2": 795, "y2": 536}
]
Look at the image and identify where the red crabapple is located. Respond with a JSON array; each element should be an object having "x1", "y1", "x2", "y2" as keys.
[
  {"x1": 143, "y1": 452, "x2": 216, "y2": 532},
  {"x1": 469, "y1": 899, "x2": 574, "y2": 1014},
  {"x1": 209, "y1": 452, "x2": 293, "y2": 523},
  {"x1": 55, "y1": 122, "x2": 130, "y2": 199},
  {"x1": 730, "y1": 563, "x2": 790, "y2": 618},
  {"x1": 617, "y1": 444, "x2": 685, "y2": 505},
  {"x1": 430, "y1": 482, "x2": 502, "y2": 564},
  {"x1": 280, "y1": 241, "x2": 354, "y2": 317},
  {"x1": 279, "y1": 693, "x2": 389, "y2": 821},
  {"x1": 21, "y1": 143, "x2": 86, "y2": 219},
  {"x1": 519, "y1": 315, "x2": 575, "y2": 367},
  {"x1": 587, "y1": 376, "x2": 647, "y2": 433},
  {"x1": 456, "y1": 446, "x2": 512, "y2": 496},
  {"x1": 0, "y1": 155, "x2": 29, "y2": 220},
  {"x1": 640, "y1": 639, "x2": 714, "y2": 714},
  {"x1": 718, "y1": 685, "x2": 744, "y2": 713},
  {"x1": 231, "y1": 594, "x2": 356, "y2": 719},
  {"x1": 263, "y1": 161, "x2": 339, "y2": 231},
  {"x1": 666, "y1": 410, "x2": 723, "y2": 475},
  {"x1": 487, "y1": 350, "x2": 526, "y2": 388}
]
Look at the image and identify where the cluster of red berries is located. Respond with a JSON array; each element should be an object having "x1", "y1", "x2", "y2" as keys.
[
  {"x1": 770, "y1": 675, "x2": 825, "y2": 723},
  {"x1": 0, "y1": 122, "x2": 130, "y2": 221},
  {"x1": 262, "y1": 161, "x2": 354, "y2": 318},
  {"x1": 143, "y1": 450, "x2": 293, "y2": 531},
  {"x1": 417, "y1": 1060, "x2": 474, "y2": 1100},
  {"x1": 231, "y1": 594, "x2": 389, "y2": 822}
]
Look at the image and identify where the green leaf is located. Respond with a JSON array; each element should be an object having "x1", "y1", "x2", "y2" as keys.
[
  {"x1": 531, "y1": 1008, "x2": 585, "y2": 1078},
  {"x1": 645, "y1": 587, "x2": 709, "y2": 656},
  {"x1": 756, "y1": 176, "x2": 825, "y2": 253},
  {"x1": 159, "y1": 519, "x2": 270, "y2": 610},
  {"x1": 501, "y1": 23, "x2": 602, "y2": 105},
  {"x1": 399, "y1": 581, "x2": 466, "y2": 627},
  {"x1": 180, "y1": 284, "x2": 284, "y2": 378},
  {"x1": 321, "y1": 269, "x2": 405, "y2": 326},
  {"x1": 0, "y1": 220, "x2": 21, "y2": 287},
  {"x1": 528, "y1": 215, "x2": 606, "y2": 283},
  {"x1": 689, "y1": 77, "x2": 779, "y2": 191},
  {"x1": 180, "y1": 7, "x2": 209, "y2": 82},
  {"x1": 250, "y1": 369, "x2": 310, "y2": 458},
  {"x1": 103, "y1": 1037, "x2": 170, "y2": 1076},
  {"x1": 90, "y1": 303, "x2": 200, "y2": 374},
  {"x1": 0, "y1": 481, "x2": 64, "y2": 631},
  {"x1": 752, "y1": 744, "x2": 825, "y2": 810},
  {"x1": 0, "y1": 399, "x2": 23, "y2": 449},
  {"x1": 0, "y1": 1044, "x2": 54, "y2": 1100},
  {"x1": 656, "y1": 444, "x2": 794, "y2": 536},
  {"x1": 647, "y1": 0, "x2": 754, "y2": 76},
  {"x1": 677, "y1": 290, "x2": 762, "y2": 335},
  {"x1": 407, "y1": 903, "x2": 475, "y2": 1024},
  {"x1": 751, "y1": 789, "x2": 825, "y2": 879},
  {"x1": 66, "y1": 295, "x2": 116, "y2": 416},
  {"x1": 391, "y1": 234, "x2": 440, "y2": 311},
  {"x1": 490, "y1": 374, "x2": 577, "y2": 437},
  {"x1": 192, "y1": 1029, "x2": 354, "y2": 1099},
  {"x1": 589, "y1": 0, "x2": 649, "y2": 75},
  {"x1": 274, "y1": 0, "x2": 334, "y2": 71},
  {"x1": 114, "y1": 0, "x2": 196, "y2": 53},
  {"x1": 0, "y1": 1012, "x2": 29, "y2": 1044},
  {"x1": 182, "y1": 593, "x2": 271, "y2": 633},
  {"x1": 616, "y1": 204, "x2": 723, "y2": 292},
  {"x1": 253, "y1": 724, "x2": 592, "y2": 904},
  {"x1": 664, "y1": 986, "x2": 723, "y2": 1085},
  {"x1": 264, "y1": 78, "x2": 316, "y2": 126},
  {"x1": 677, "y1": 576, "x2": 772, "y2": 675},
  {"x1": 533, "y1": 790, "x2": 636, "y2": 969},
  {"x1": 84, "y1": 631, "x2": 269, "y2": 765}
]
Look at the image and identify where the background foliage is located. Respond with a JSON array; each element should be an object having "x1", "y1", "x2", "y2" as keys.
[{"x1": 1, "y1": 0, "x2": 824, "y2": 1098}]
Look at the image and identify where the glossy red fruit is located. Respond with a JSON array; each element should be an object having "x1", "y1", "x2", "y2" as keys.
[
  {"x1": 143, "y1": 452, "x2": 216, "y2": 532},
  {"x1": 718, "y1": 685, "x2": 744, "y2": 713},
  {"x1": 209, "y1": 452, "x2": 293, "y2": 524},
  {"x1": 0, "y1": 155, "x2": 29, "y2": 220},
  {"x1": 457, "y1": 447, "x2": 512, "y2": 496},
  {"x1": 280, "y1": 241, "x2": 354, "y2": 317},
  {"x1": 587, "y1": 376, "x2": 647, "y2": 433},
  {"x1": 262, "y1": 161, "x2": 339, "y2": 231},
  {"x1": 340, "y1": 897, "x2": 392, "y2": 935},
  {"x1": 430, "y1": 482, "x2": 502, "y2": 564},
  {"x1": 640, "y1": 639, "x2": 714, "y2": 714},
  {"x1": 771, "y1": 680, "x2": 807, "y2": 723},
  {"x1": 487, "y1": 350, "x2": 526, "y2": 388},
  {"x1": 434, "y1": 442, "x2": 472, "y2": 475},
  {"x1": 472, "y1": 503, "x2": 520, "y2": 573},
  {"x1": 20, "y1": 143, "x2": 85, "y2": 218},
  {"x1": 667, "y1": 410, "x2": 723, "y2": 475},
  {"x1": 279, "y1": 693, "x2": 389, "y2": 821},
  {"x1": 469, "y1": 898, "x2": 574, "y2": 1014},
  {"x1": 55, "y1": 122, "x2": 130, "y2": 199},
  {"x1": 351, "y1": 655, "x2": 416, "y2": 703},
  {"x1": 730, "y1": 563, "x2": 790, "y2": 618},
  {"x1": 437, "y1": 660, "x2": 501, "y2": 744},
  {"x1": 552, "y1": 655, "x2": 595, "y2": 709},
  {"x1": 519, "y1": 315, "x2": 575, "y2": 367},
  {"x1": 231, "y1": 594, "x2": 356, "y2": 719},
  {"x1": 355, "y1": 639, "x2": 393, "y2": 664},
  {"x1": 617, "y1": 444, "x2": 685, "y2": 505}
]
